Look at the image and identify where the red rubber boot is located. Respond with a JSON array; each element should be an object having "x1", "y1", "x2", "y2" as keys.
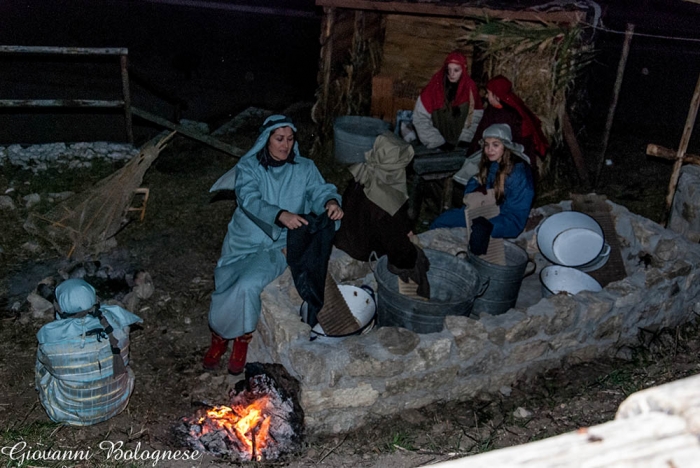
[
  {"x1": 202, "y1": 332, "x2": 229, "y2": 370},
  {"x1": 228, "y1": 333, "x2": 252, "y2": 375}
]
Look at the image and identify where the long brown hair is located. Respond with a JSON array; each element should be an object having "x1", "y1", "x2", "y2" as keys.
[{"x1": 475, "y1": 148, "x2": 516, "y2": 204}]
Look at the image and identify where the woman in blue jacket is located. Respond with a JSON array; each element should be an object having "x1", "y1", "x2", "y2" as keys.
[
  {"x1": 430, "y1": 123, "x2": 534, "y2": 254},
  {"x1": 205, "y1": 115, "x2": 343, "y2": 374}
]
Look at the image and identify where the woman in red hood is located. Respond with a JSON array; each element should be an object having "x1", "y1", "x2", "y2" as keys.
[
  {"x1": 412, "y1": 51, "x2": 483, "y2": 151},
  {"x1": 468, "y1": 75, "x2": 549, "y2": 172}
]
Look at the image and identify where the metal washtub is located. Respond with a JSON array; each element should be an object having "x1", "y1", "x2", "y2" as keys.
[
  {"x1": 373, "y1": 249, "x2": 488, "y2": 333},
  {"x1": 465, "y1": 241, "x2": 534, "y2": 316}
]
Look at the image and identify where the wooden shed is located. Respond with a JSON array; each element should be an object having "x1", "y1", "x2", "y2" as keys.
[{"x1": 312, "y1": 0, "x2": 597, "y2": 162}]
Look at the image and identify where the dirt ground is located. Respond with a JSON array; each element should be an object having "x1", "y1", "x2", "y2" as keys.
[{"x1": 1, "y1": 107, "x2": 699, "y2": 468}]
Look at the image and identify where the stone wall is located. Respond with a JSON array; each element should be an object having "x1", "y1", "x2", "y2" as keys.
[
  {"x1": 669, "y1": 164, "x2": 700, "y2": 243},
  {"x1": 0, "y1": 142, "x2": 138, "y2": 173},
  {"x1": 248, "y1": 200, "x2": 700, "y2": 435}
]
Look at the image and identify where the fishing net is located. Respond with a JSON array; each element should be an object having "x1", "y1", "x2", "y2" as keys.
[{"x1": 24, "y1": 131, "x2": 175, "y2": 259}]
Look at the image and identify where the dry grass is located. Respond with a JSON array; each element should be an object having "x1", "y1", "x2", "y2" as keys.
[{"x1": 459, "y1": 18, "x2": 595, "y2": 148}]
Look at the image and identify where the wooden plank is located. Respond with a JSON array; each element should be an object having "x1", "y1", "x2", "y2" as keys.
[
  {"x1": 571, "y1": 194, "x2": 627, "y2": 288},
  {"x1": 371, "y1": 75, "x2": 394, "y2": 120},
  {"x1": 381, "y1": 14, "x2": 473, "y2": 88},
  {"x1": 315, "y1": 0, "x2": 585, "y2": 24},
  {"x1": 646, "y1": 143, "x2": 700, "y2": 166},
  {"x1": 131, "y1": 107, "x2": 244, "y2": 158}
]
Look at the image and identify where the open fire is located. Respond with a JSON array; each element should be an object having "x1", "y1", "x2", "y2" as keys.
[{"x1": 177, "y1": 363, "x2": 303, "y2": 462}]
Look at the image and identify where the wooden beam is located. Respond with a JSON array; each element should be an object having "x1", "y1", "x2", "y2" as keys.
[
  {"x1": 120, "y1": 55, "x2": 134, "y2": 144},
  {"x1": 646, "y1": 143, "x2": 700, "y2": 166},
  {"x1": 0, "y1": 45, "x2": 128, "y2": 55},
  {"x1": 131, "y1": 107, "x2": 244, "y2": 158},
  {"x1": 0, "y1": 99, "x2": 123, "y2": 107},
  {"x1": 315, "y1": 0, "x2": 585, "y2": 24}
]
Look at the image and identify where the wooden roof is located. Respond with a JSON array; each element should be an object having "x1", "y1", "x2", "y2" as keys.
[{"x1": 315, "y1": 0, "x2": 587, "y2": 24}]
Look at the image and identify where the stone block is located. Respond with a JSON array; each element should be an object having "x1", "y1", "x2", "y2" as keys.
[
  {"x1": 668, "y1": 165, "x2": 700, "y2": 243},
  {"x1": 594, "y1": 314, "x2": 623, "y2": 340},
  {"x1": 328, "y1": 247, "x2": 372, "y2": 283},
  {"x1": 468, "y1": 349, "x2": 503, "y2": 374},
  {"x1": 505, "y1": 316, "x2": 543, "y2": 343},
  {"x1": 503, "y1": 340, "x2": 549, "y2": 367},
  {"x1": 288, "y1": 347, "x2": 328, "y2": 386},
  {"x1": 654, "y1": 237, "x2": 684, "y2": 264},
  {"x1": 445, "y1": 315, "x2": 487, "y2": 341},
  {"x1": 417, "y1": 337, "x2": 453, "y2": 367},
  {"x1": 488, "y1": 327, "x2": 506, "y2": 346},
  {"x1": 301, "y1": 383, "x2": 379, "y2": 413},
  {"x1": 344, "y1": 341, "x2": 406, "y2": 378},
  {"x1": 446, "y1": 316, "x2": 491, "y2": 360},
  {"x1": 543, "y1": 294, "x2": 579, "y2": 335},
  {"x1": 383, "y1": 365, "x2": 460, "y2": 396},
  {"x1": 664, "y1": 260, "x2": 692, "y2": 280},
  {"x1": 574, "y1": 292, "x2": 614, "y2": 324},
  {"x1": 376, "y1": 327, "x2": 420, "y2": 355},
  {"x1": 548, "y1": 331, "x2": 580, "y2": 351}
]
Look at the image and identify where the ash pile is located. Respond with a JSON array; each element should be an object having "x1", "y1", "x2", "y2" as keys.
[{"x1": 176, "y1": 363, "x2": 304, "y2": 462}]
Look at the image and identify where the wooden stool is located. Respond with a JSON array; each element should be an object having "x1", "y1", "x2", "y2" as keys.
[{"x1": 127, "y1": 188, "x2": 150, "y2": 222}]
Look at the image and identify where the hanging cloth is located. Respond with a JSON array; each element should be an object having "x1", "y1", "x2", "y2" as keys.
[
  {"x1": 487, "y1": 75, "x2": 549, "y2": 159},
  {"x1": 286, "y1": 212, "x2": 336, "y2": 328}
]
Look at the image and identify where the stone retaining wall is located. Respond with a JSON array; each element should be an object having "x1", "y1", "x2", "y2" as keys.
[
  {"x1": 669, "y1": 164, "x2": 700, "y2": 243},
  {"x1": 248, "y1": 200, "x2": 700, "y2": 435}
]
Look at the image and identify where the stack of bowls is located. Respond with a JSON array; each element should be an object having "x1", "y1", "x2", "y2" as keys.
[{"x1": 537, "y1": 211, "x2": 607, "y2": 296}]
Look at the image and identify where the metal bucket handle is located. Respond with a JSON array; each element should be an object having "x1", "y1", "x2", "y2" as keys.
[
  {"x1": 476, "y1": 276, "x2": 490, "y2": 297},
  {"x1": 524, "y1": 259, "x2": 537, "y2": 278},
  {"x1": 368, "y1": 251, "x2": 380, "y2": 272},
  {"x1": 455, "y1": 251, "x2": 490, "y2": 297},
  {"x1": 457, "y1": 249, "x2": 535, "y2": 279}
]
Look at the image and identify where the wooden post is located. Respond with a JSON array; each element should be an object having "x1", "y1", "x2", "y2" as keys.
[
  {"x1": 595, "y1": 23, "x2": 634, "y2": 186},
  {"x1": 120, "y1": 54, "x2": 134, "y2": 145},
  {"x1": 561, "y1": 111, "x2": 590, "y2": 186},
  {"x1": 320, "y1": 7, "x2": 336, "y2": 123},
  {"x1": 663, "y1": 71, "x2": 700, "y2": 226}
]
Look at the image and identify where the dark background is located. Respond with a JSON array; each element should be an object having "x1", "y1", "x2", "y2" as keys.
[{"x1": 2, "y1": 0, "x2": 700, "y2": 155}]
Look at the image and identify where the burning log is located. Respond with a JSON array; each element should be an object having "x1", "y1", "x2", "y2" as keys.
[{"x1": 176, "y1": 363, "x2": 303, "y2": 462}]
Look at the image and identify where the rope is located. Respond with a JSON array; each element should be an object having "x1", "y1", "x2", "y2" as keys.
[{"x1": 587, "y1": 23, "x2": 700, "y2": 43}]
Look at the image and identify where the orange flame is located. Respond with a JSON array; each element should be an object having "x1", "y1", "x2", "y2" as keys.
[{"x1": 196, "y1": 396, "x2": 272, "y2": 460}]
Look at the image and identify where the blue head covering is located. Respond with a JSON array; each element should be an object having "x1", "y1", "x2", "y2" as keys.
[
  {"x1": 55, "y1": 279, "x2": 97, "y2": 314},
  {"x1": 210, "y1": 114, "x2": 299, "y2": 192}
]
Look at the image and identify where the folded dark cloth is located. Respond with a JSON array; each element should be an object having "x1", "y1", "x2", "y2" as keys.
[
  {"x1": 469, "y1": 216, "x2": 493, "y2": 256},
  {"x1": 387, "y1": 245, "x2": 431, "y2": 299},
  {"x1": 287, "y1": 212, "x2": 336, "y2": 328}
]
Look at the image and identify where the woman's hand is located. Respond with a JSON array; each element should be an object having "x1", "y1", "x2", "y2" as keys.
[
  {"x1": 278, "y1": 211, "x2": 309, "y2": 230},
  {"x1": 325, "y1": 200, "x2": 344, "y2": 220}
]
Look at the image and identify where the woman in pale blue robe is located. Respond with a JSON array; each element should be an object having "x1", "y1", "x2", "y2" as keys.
[{"x1": 204, "y1": 114, "x2": 343, "y2": 374}]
